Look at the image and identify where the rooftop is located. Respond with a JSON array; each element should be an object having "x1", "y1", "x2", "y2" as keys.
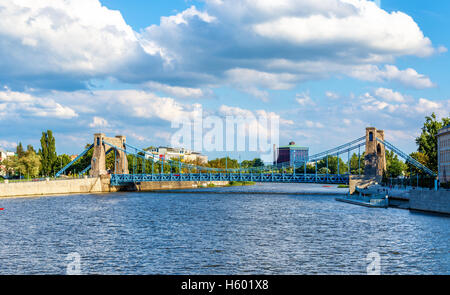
[
  {"x1": 279, "y1": 145, "x2": 308, "y2": 149},
  {"x1": 438, "y1": 125, "x2": 450, "y2": 135}
]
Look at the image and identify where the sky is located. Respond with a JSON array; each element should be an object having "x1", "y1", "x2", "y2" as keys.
[{"x1": 0, "y1": 0, "x2": 449, "y2": 161}]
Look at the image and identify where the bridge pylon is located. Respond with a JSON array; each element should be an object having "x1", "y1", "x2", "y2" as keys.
[
  {"x1": 90, "y1": 133, "x2": 129, "y2": 177},
  {"x1": 364, "y1": 127, "x2": 386, "y2": 178}
]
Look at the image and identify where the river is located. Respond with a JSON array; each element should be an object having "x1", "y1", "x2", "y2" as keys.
[{"x1": 0, "y1": 183, "x2": 448, "y2": 274}]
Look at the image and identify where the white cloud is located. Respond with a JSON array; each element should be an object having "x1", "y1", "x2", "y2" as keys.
[
  {"x1": 349, "y1": 65, "x2": 435, "y2": 89},
  {"x1": 144, "y1": 82, "x2": 211, "y2": 99},
  {"x1": 252, "y1": 0, "x2": 434, "y2": 57},
  {"x1": 0, "y1": 140, "x2": 17, "y2": 150},
  {"x1": 414, "y1": 98, "x2": 442, "y2": 114},
  {"x1": 0, "y1": 89, "x2": 77, "y2": 119},
  {"x1": 0, "y1": 0, "x2": 440, "y2": 94},
  {"x1": 89, "y1": 116, "x2": 109, "y2": 128},
  {"x1": 0, "y1": 0, "x2": 149, "y2": 84},
  {"x1": 224, "y1": 68, "x2": 297, "y2": 101},
  {"x1": 138, "y1": 0, "x2": 439, "y2": 94},
  {"x1": 325, "y1": 91, "x2": 340, "y2": 99},
  {"x1": 295, "y1": 92, "x2": 315, "y2": 106},
  {"x1": 374, "y1": 88, "x2": 406, "y2": 103},
  {"x1": 305, "y1": 120, "x2": 324, "y2": 128}
]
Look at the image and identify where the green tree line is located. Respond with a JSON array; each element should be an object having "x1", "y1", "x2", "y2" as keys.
[{"x1": 2, "y1": 113, "x2": 447, "y2": 179}]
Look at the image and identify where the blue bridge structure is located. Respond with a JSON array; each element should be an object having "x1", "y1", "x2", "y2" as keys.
[{"x1": 56, "y1": 128, "x2": 436, "y2": 187}]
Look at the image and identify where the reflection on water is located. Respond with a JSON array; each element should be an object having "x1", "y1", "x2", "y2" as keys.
[{"x1": 0, "y1": 183, "x2": 448, "y2": 274}]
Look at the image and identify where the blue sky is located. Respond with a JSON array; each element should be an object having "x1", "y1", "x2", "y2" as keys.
[{"x1": 0, "y1": 0, "x2": 449, "y2": 162}]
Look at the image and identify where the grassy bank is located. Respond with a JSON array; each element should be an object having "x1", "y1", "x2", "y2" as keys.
[
  {"x1": 227, "y1": 181, "x2": 256, "y2": 187},
  {"x1": 338, "y1": 184, "x2": 349, "y2": 188}
]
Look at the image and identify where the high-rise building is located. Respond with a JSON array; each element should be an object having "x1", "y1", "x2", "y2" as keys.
[
  {"x1": 437, "y1": 125, "x2": 450, "y2": 184},
  {"x1": 275, "y1": 141, "x2": 309, "y2": 166}
]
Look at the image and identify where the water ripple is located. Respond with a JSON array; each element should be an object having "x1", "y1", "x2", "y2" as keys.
[{"x1": 0, "y1": 183, "x2": 448, "y2": 274}]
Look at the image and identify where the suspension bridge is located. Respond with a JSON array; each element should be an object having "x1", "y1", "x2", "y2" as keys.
[{"x1": 55, "y1": 128, "x2": 436, "y2": 187}]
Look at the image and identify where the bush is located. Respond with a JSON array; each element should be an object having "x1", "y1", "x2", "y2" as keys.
[{"x1": 228, "y1": 181, "x2": 255, "y2": 186}]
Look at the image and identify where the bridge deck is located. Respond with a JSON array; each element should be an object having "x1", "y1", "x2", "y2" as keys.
[{"x1": 110, "y1": 173, "x2": 349, "y2": 186}]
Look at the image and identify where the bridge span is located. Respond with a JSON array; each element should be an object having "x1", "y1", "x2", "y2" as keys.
[{"x1": 56, "y1": 127, "x2": 436, "y2": 188}]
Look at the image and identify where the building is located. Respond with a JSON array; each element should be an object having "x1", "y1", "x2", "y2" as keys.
[
  {"x1": 275, "y1": 141, "x2": 309, "y2": 166},
  {"x1": 0, "y1": 148, "x2": 5, "y2": 176},
  {"x1": 438, "y1": 125, "x2": 450, "y2": 184},
  {"x1": 0, "y1": 149, "x2": 15, "y2": 176},
  {"x1": 145, "y1": 147, "x2": 208, "y2": 164}
]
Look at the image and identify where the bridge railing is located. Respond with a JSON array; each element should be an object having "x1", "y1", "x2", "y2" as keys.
[
  {"x1": 0, "y1": 174, "x2": 96, "y2": 184},
  {"x1": 376, "y1": 138, "x2": 436, "y2": 177},
  {"x1": 382, "y1": 175, "x2": 437, "y2": 190},
  {"x1": 110, "y1": 172, "x2": 350, "y2": 185}
]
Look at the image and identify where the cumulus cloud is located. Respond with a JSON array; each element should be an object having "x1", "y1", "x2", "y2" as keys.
[
  {"x1": 0, "y1": 0, "x2": 162, "y2": 89},
  {"x1": 58, "y1": 89, "x2": 202, "y2": 123},
  {"x1": 0, "y1": 0, "x2": 439, "y2": 94},
  {"x1": 218, "y1": 105, "x2": 291, "y2": 125},
  {"x1": 349, "y1": 65, "x2": 435, "y2": 89},
  {"x1": 296, "y1": 92, "x2": 315, "y2": 106},
  {"x1": 360, "y1": 90, "x2": 448, "y2": 119},
  {"x1": 0, "y1": 140, "x2": 17, "y2": 150},
  {"x1": 89, "y1": 116, "x2": 109, "y2": 128},
  {"x1": 144, "y1": 82, "x2": 212, "y2": 99},
  {"x1": 325, "y1": 91, "x2": 340, "y2": 99},
  {"x1": 0, "y1": 89, "x2": 77, "y2": 119},
  {"x1": 374, "y1": 88, "x2": 407, "y2": 103},
  {"x1": 139, "y1": 0, "x2": 438, "y2": 94}
]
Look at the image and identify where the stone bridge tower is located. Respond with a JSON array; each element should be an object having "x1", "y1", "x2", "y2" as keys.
[
  {"x1": 90, "y1": 133, "x2": 129, "y2": 177},
  {"x1": 364, "y1": 127, "x2": 386, "y2": 178}
]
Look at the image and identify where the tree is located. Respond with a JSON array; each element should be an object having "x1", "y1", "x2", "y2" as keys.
[
  {"x1": 415, "y1": 113, "x2": 450, "y2": 173},
  {"x1": 207, "y1": 157, "x2": 239, "y2": 169},
  {"x1": 3, "y1": 155, "x2": 18, "y2": 177},
  {"x1": 318, "y1": 167, "x2": 330, "y2": 174},
  {"x1": 26, "y1": 144, "x2": 36, "y2": 154},
  {"x1": 56, "y1": 154, "x2": 72, "y2": 174},
  {"x1": 19, "y1": 150, "x2": 41, "y2": 178},
  {"x1": 385, "y1": 150, "x2": 407, "y2": 178},
  {"x1": 68, "y1": 144, "x2": 93, "y2": 175},
  {"x1": 16, "y1": 142, "x2": 25, "y2": 158},
  {"x1": 408, "y1": 152, "x2": 429, "y2": 176},
  {"x1": 349, "y1": 152, "x2": 365, "y2": 175},
  {"x1": 3, "y1": 150, "x2": 41, "y2": 178},
  {"x1": 241, "y1": 158, "x2": 264, "y2": 168},
  {"x1": 39, "y1": 130, "x2": 57, "y2": 176},
  {"x1": 317, "y1": 156, "x2": 348, "y2": 174}
]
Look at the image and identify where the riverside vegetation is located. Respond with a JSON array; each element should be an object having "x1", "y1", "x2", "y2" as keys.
[{"x1": 1, "y1": 114, "x2": 448, "y2": 185}]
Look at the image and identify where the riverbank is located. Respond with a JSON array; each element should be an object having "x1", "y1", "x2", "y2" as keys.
[
  {"x1": 0, "y1": 176, "x2": 111, "y2": 199},
  {"x1": 381, "y1": 186, "x2": 449, "y2": 215},
  {"x1": 0, "y1": 176, "x2": 232, "y2": 199},
  {"x1": 0, "y1": 178, "x2": 349, "y2": 199}
]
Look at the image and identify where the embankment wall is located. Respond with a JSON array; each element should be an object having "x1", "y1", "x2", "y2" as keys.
[
  {"x1": 0, "y1": 177, "x2": 230, "y2": 198},
  {"x1": 0, "y1": 176, "x2": 113, "y2": 198},
  {"x1": 409, "y1": 190, "x2": 450, "y2": 215}
]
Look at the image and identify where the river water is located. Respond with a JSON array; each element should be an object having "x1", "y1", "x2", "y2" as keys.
[{"x1": 0, "y1": 183, "x2": 448, "y2": 274}]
